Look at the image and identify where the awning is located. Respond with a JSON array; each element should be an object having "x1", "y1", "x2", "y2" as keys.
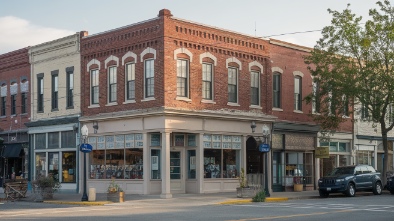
[{"x1": 1, "y1": 144, "x2": 24, "y2": 158}]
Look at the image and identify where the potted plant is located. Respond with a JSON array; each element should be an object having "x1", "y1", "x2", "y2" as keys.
[
  {"x1": 107, "y1": 179, "x2": 124, "y2": 202},
  {"x1": 236, "y1": 168, "x2": 260, "y2": 198},
  {"x1": 32, "y1": 174, "x2": 61, "y2": 200},
  {"x1": 293, "y1": 176, "x2": 303, "y2": 192}
]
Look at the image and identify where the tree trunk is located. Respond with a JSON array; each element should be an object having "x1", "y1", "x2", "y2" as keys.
[{"x1": 381, "y1": 124, "x2": 389, "y2": 185}]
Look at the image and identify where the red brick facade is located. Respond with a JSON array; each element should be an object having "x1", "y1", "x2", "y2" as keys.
[
  {"x1": 0, "y1": 48, "x2": 30, "y2": 140},
  {"x1": 81, "y1": 9, "x2": 273, "y2": 117}
]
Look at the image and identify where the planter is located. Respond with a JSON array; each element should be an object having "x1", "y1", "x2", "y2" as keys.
[
  {"x1": 293, "y1": 184, "x2": 303, "y2": 192},
  {"x1": 236, "y1": 187, "x2": 260, "y2": 198},
  {"x1": 107, "y1": 192, "x2": 124, "y2": 202}
]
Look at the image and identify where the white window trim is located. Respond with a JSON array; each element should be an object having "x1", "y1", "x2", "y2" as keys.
[
  {"x1": 124, "y1": 62, "x2": 136, "y2": 102},
  {"x1": 87, "y1": 59, "x2": 101, "y2": 72},
  {"x1": 176, "y1": 59, "x2": 190, "y2": 99},
  {"x1": 89, "y1": 69, "x2": 100, "y2": 106},
  {"x1": 227, "y1": 67, "x2": 239, "y2": 104},
  {"x1": 143, "y1": 59, "x2": 155, "y2": 99}
]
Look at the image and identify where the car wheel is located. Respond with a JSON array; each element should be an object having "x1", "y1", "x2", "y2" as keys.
[
  {"x1": 319, "y1": 190, "x2": 329, "y2": 198},
  {"x1": 346, "y1": 183, "x2": 356, "y2": 197},
  {"x1": 373, "y1": 182, "x2": 382, "y2": 195},
  {"x1": 390, "y1": 190, "x2": 394, "y2": 195}
]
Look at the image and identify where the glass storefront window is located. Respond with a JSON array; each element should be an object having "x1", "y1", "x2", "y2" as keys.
[
  {"x1": 151, "y1": 149, "x2": 161, "y2": 179},
  {"x1": 89, "y1": 133, "x2": 144, "y2": 180},
  {"x1": 106, "y1": 149, "x2": 124, "y2": 179},
  {"x1": 35, "y1": 153, "x2": 46, "y2": 177},
  {"x1": 48, "y1": 132, "x2": 59, "y2": 149},
  {"x1": 62, "y1": 152, "x2": 76, "y2": 183},
  {"x1": 204, "y1": 149, "x2": 222, "y2": 178},
  {"x1": 61, "y1": 131, "x2": 76, "y2": 148},
  {"x1": 338, "y1": 143, "x2": 347, "y2": 152},
  {"x1": 48, "y1": 152, "x2": 59, "y2": 181},
  {"x1": 203, "y1": 134, "x2": 241, "y2": 179},
  {"x1": 35, "y1": 133, "x2": 46, "y2": 149},
  {"x1": 329, "y1": 142, "x2": 337, "y2": 152},
  {"x1": 90, "y1": 150, "x2": 105, "y2": 179},
  {"x1": 223, "y1": 149, "x2": 238, "y2": 178},
  {"x1": 125, "y1": 148, "x2": 143, "y2": 179}
]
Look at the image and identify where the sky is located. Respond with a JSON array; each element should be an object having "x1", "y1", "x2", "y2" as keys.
[{"x1": 0, "y1": 0, "x2": 382, "y2": 54}]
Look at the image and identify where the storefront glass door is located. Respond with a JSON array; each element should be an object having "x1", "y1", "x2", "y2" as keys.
[{"x1": 170, "y1": 150, "x2": 185, "y2": 193}]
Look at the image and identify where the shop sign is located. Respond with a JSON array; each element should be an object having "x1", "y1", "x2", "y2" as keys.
[
  {"x1": 315, "y1": 146, "x2": 329, "y2": 158},
  {"x1": 80, "y1": 143, "x2": 93, "y2": 153},
  {"x1": 259, "y1": 143, "x2": 270, "y2": 152}
]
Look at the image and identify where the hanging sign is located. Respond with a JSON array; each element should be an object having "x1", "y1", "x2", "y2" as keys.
[
  {"x1": 259, "y1": 143, "x2": 270, "y2": 152},
  {"x1": 315, "y1": 146, "x2": 329, "y2": 158},
  {"x1": 80, "y1": 143, "x2": 93, "y2": 153}
]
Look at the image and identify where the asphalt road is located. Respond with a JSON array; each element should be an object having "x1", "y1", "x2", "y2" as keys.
[{"x1": 1, "y1": 194, "x2": 393, "y2": 221}]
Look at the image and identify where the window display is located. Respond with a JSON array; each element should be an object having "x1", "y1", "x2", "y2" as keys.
[
  {"x1": 89, "y1": 133, "x2": 144, "y2": 180},
  {"x1": 62, "y1": 152, "x2": 76, "y2": 183},
  {"x1": 203, "y1": 134, "x2": 240, "y2": 179}
]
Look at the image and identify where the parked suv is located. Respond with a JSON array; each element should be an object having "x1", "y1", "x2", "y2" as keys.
[
  {"x1": 387, "y1": 174, "x2": 394, "y2": 194},
  {"x1": 318, "y1": 165, "x2": 382, "y2": 197}
]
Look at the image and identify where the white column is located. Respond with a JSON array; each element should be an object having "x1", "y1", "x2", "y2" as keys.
[
  {"x1": 197, "y1": 133, "x2": 204, "y2": 193},
  {"x1": 143, "y1": 132, "x2": 149, "y2": 194},
  {"x1": 267, "y1": 151, "x2": 272, "y2": 194},
  {"x1": 160, "y1": 131, "x2": 172, "y2": 198}
]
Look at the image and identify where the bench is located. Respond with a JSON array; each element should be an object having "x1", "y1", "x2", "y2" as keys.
[{"x1": 3, "y1": 180, "x2": 28, "y2": 201}]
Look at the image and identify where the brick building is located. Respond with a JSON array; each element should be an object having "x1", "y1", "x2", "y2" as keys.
[
  {"x1": 80, "y1": 9, "x2": 277, "y2": 197},
  {"x1": 269, "y1": 39, "x2": 353, "y2": 191},
  {"x1": 0, "y1": 48, "x2": 30, "y2": 186}
]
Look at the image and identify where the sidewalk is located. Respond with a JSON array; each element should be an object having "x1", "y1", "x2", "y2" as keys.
[{"x1": 0, "y1": 186, "x2": 321, "y2": 205}]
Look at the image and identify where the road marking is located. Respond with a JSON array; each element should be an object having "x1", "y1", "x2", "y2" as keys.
[{"x1": 227, "y1": 210, "x2": 353, "y2": 221}]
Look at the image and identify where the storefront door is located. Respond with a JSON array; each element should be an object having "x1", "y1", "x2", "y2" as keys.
[{"x1": 170, "y1": 150, "x2": 185, "y2": 193}]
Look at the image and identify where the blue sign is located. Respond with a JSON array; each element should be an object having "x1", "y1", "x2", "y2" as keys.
[
  {"x1": 80, "y1": 143, "x2": 93, "y2": 153},
  {"x1": 259, "y1": 143, "x2": 270, "y2": 152}
]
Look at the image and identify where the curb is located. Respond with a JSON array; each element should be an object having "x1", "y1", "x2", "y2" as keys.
[{"x1": 43, "y1": 201, "x2": 113, "y2": 206}]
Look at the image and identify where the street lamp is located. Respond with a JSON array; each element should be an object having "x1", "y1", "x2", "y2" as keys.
[
  {"x1": 251, "y1": 121, "x2": 271, "y2": 197},
  {"x1": 81, "y1": 125, "x2": 89, "y2": 201}
]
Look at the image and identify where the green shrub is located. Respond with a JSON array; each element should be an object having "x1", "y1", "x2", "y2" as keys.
[{"x1": 252, "y1": 190, "x2": 266, "y2": 202}]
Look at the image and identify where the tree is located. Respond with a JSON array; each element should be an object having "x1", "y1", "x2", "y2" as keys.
[{"x1": 305, "y1": 0, "x2": 394, "y2": 183}]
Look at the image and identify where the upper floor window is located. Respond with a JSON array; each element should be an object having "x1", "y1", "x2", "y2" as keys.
[
  {"x1": 108, "y1": 66, "x2": 117, "y2": 103},
  {"x1": 361, "y1": 103, "x2": 369, "y2": 120},
  {"x1": 125, "y1": 63, "x2": 135, "y2": 101},
  {"x1": 294, "y1": 76, "x2": 302, "y2": 111},
  {"x1": 342, "y1": 95, "x2": 349, "y2": 117},
  {"x1": 202, "y1": 63, "x2": 213, "y2": 100},
  {"x1": 273, "y1": 73, "x2": 281, "y2": 108},
  {"x1": 145, "y1": 59, "x2": 154, "y2": 98},
  {"x1": 37, "y1": 75, "x2": 44, "y2": 112},
  {"x1": 21, "y1": 92, "x2": 27, "y2": 114},
  {"x1": 51, "y1": 71, "x2": 59, "y2": 110},
  {"x1": 11, "y1": 94, "x2": 16, "y2": 115},
  {"x1": 1, "y1": 96, "x2": 5, "y2": 116},
  {"x1": 66, "y1": 68, "x2": 74, "y2": 108},
  {"x1": 250, "y1": 71, "x2": 259, "y2": 105},
  {"x1": 177, "y1": 59, "x2": 189, "y2": 98},
  {"x1": 91, "y1": 69, "x2": 99, "y2": 105},
  {"x1": 228, "y1": 67, "x2": 238, "y2": 103}
]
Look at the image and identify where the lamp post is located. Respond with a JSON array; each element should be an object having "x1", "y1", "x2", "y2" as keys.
[
  {"x1": 81, "y1": 125, "x2": 89, "y2": 201},
  {"x1": 251, "y1": 121, "x2": 271, "y2": 197}
]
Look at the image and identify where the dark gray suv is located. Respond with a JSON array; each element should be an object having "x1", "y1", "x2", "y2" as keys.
[{"x1": 318, "y1": 165, "x2": 382, "y2": 197}]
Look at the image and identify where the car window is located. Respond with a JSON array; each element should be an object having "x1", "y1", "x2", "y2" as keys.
[
  {"x1": 362, "y1": 166, "x2": 371, "y2": 174},
  {"x1": 330, "y1": 167, "x2": 355, "y2": 175},
  {"x1": 367, "y1": 166, "x2": 376, "y2": 173},
  {"x1": 355, "y1": 167, "x2": 362, "y2": 175}
]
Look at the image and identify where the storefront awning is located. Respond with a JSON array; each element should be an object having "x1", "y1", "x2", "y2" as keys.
[{"x1": 1, "y1": 144, "x2": 24, "y2": 158}]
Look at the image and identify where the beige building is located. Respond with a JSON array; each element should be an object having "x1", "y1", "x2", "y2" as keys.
[{"x1": 27, "y1": 32, "x2": 86, "y2": 192}]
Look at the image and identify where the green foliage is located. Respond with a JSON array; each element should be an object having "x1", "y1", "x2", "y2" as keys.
[
  {"x1": 107, "y1": 179, "x2": 123, "y2": 193},
  {"x1": 252, "y1": 190, "x2": 266, "y2": 202},
  {"x1": 32, "y1": 174, "x2": 61, "y2": 192},
  {"x1": 304, "y1": 0, "x2": 394, "y2": 183},
  {"x1": 238, "y1": 168, "x2": 247, "y2": 188}
]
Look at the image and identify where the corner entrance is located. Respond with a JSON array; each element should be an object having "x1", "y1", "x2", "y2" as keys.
[{"x1": 170, "y1": 150, "x2": 185, "y2": 193}]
